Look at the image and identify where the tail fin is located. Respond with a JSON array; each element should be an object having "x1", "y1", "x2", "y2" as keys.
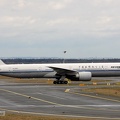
[{"x1": 0, "y1": 60, "x2": 5, "y2": 65}]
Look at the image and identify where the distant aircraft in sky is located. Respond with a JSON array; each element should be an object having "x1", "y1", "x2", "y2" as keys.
[{"x1": 0, "y1": 60, "x2": 120, "y2": 84}]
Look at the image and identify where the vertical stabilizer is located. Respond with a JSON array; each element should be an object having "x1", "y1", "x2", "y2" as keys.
[{"x1": 0, "y1": 60, "x2": 5, "y2": 65}]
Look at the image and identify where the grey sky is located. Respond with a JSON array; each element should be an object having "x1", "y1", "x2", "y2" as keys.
[{"x1": 0, "y1": 0, "x2": 120, "y2": 58}]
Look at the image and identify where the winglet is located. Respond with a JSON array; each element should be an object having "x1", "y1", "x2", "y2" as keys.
[{"x1": 0, "y1": 60, "x2": 5, "y2": 65}]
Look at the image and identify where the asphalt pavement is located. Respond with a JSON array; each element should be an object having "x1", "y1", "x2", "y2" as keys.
[{"x1": 0, "y1": 79, "x2": 120, "y2": 119}]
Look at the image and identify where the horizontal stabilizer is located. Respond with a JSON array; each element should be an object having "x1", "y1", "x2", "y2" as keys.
[{"x1": 0, "y1": 60, "x2": 5, "y2": 65}]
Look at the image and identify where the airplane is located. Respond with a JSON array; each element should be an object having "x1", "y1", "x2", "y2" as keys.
[{"x1": 0, "y1": 59, "x2": 120, "y2": 84}]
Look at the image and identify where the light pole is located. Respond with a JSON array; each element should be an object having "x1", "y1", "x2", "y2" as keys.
[{"x1": 63, "y1": 51, "x2": 67, "y2": 63}]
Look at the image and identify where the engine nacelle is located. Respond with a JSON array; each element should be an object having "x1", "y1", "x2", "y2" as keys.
[{"x1": 75, "y1": 72, "x2": 92, "y2": 81}]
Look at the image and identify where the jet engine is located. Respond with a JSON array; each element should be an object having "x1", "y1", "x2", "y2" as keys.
[
  {"x1": 67, "y1": 72, "x2": 92, "y2": 81},
  {"x1": 76, "y1": 72, "x2": 92, "y2": 81}
]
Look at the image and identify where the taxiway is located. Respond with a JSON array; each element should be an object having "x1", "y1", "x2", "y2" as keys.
[{"x1": 0, "y1": 80, "x2": 120, "y2": 119}]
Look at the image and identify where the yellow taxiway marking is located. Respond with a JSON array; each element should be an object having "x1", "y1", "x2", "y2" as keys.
[
  {"x1": 0, "y1": 88, "x2": 62, "y2": 106},
  {"x1": 66, "y1": 90, "x2": 120, "y2": 103},
  {"x1": 0, "y1": 88, "x2": 119, "y2": 112}
]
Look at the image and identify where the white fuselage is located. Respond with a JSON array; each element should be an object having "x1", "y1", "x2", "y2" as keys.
[{"x1": 0, "y1": 63, "x2": 120, "y2": 80}]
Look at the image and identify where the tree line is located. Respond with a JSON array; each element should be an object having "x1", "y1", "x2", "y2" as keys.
[{"x1": 2, "y1": 58, "x2": 120, "y2": 64}]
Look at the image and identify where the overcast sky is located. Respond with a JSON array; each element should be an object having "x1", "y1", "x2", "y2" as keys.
[{"x1": 0, "y1": 0, "x2": 120, "y2": 58}]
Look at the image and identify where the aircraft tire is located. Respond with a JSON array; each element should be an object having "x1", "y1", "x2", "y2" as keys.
[
  {"x1": 56, "y1": 81, "x2": 60, "y2": 84},
  {"x1": 53, "y1": 81, "x2": 68, "y2": 84},
  {"x1": 60, "y1": 81, "x2": 64, "y2": 84},
  {"x1": 53, "y1": 81, "x2": 57, "y2": 84},
  {"x1": 64, "y1": 81, "x2": 68, "y2": 84}
]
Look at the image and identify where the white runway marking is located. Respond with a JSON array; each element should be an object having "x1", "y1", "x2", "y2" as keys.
[
  {"x1": 1, "y1": 105, "x2": 120, "y2": 107},
  {"x1": 0, "y1": 107, "x2": 120, "y2": 120}
]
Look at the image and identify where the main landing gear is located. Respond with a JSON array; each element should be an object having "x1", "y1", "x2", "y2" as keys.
[
  {"x1": 53, "y1": 76, "x2": 68, "y2": 84},
  {"x1": 53, "y1": 80, "x2": 68, "y2": 84}
]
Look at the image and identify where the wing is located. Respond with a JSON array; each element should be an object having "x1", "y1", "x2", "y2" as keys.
[{"x1": 49, "y1": 66, "x2": 77, "y2": 76}]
